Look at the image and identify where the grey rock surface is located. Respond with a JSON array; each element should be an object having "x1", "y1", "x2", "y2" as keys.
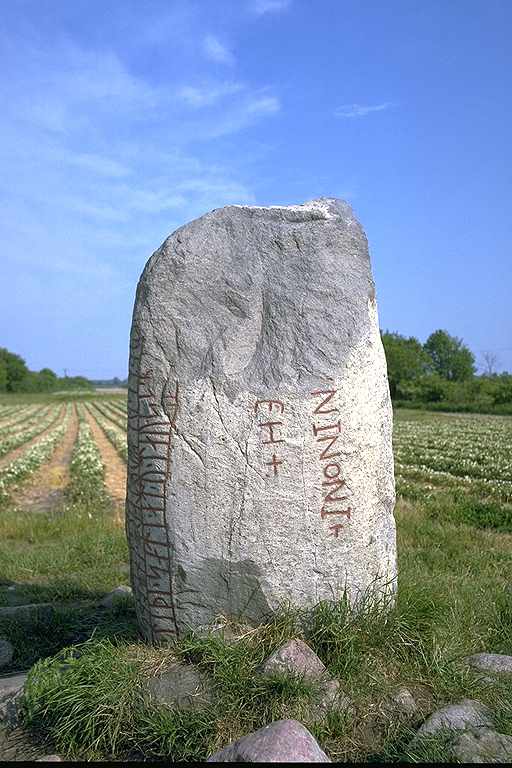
[
  {"x1": 126, "y1": 198, "x2": 397, "y2": 641},
  {"x1": 0, "y1": 604, "x2": 54, "y2": 621},
  {"x1": 261, "y1": 639, "x2": 327, "y2": 681},
  {"x1": 0, "y1": 640, "x2": 13, "y2": 669},
  {"x1": 453, "y1": 728, "x2": 512, "y2": 763},
  {"x1": 308, "y1": 679, "x2": 353, "y2": 722},
  {"x1": 147, "y1": 664, "x2": 212, "y2": 711},
  {"x1": 390, "y1": 686, "x2": 418, "y2": 718},
  {"x1": 207, "y1": 719, "x2": 330, "y2": 762},
  {"x1": 466, "y1": 653, "x2": 512, "y2": 676},
  {"x1": 415, "y1": 699, "x2": 494, "y2": 739},
  {"x1": 99, "y1": 585, "x2": 133, "y2": 609},
  {"x1": 0, "y1": 673, "x2": 28, "y2": 727},
  {"x1": 36, "y1": 756, "x2": 63, "y2": 762}
]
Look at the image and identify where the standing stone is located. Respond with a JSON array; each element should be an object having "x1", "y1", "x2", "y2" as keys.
[{"x1": 126, "y1": 198, "x2": 396, "y2": 642}]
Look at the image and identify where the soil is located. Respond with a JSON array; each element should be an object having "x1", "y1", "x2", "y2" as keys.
[
  {"x1": 0, "y1": 406, "x2": 66, "y2": 471},
  {"x1": 83, "y1": 408, "x2": 127, "y2": 524},
  {"x1": 15, "y1": 405, "x2": 79, "y2": 513}
]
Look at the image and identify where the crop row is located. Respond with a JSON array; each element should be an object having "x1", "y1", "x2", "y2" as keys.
[
  {"x1": 67, "y1": 408, "x2": 106, "y2": 505},
  {"x1": 0, "y1": 404, "x2": 24, "y2": 420},
  {"x1": 0, "y1": 405, "x2": 49, "y2": 438},
  {"x1": 394, "y1": 412, "x2": 512, "y2": 503},
  {"x1": 0, "y1": 404, "x2": 43, "y2": 431},
  {"x1": 0, "y1": 406, "x2": 60, "y2": 459},
  {"x1": 0, "y1": 405, "x2": 72, "y2": 501},
  {"x1": 91, "y1": 400, "x2": 126, "y2": 431},
  {"x1": 85, "y1": 403, "x2": 127, "y2": 461}
]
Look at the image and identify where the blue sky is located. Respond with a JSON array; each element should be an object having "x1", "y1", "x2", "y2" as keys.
[{"x1": 1, "y1": 0, "x2": 511, "y2": 377}]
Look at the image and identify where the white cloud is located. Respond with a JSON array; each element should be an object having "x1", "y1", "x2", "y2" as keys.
[
  {"x1": 203, "y1": 34, "x2": 235, "y2": 66},
  {"x1": 177, "y1": 81, "x2": 244, "y2": 108},
  {"x1": 199, "y1": 93, "x2": 281, "y2": 138},
  {"x1": 250, "y1": 0, "x2": 291, "y2": 14},
  {"x1": 245, "y1": 95, "x2": 280, "y2": 115},
  {"x1": 65, "y1": 152, "x2": 132, "y2": 178},
  {"x1": 334, "y1": 102, "x2": 393, "y2": 118}
]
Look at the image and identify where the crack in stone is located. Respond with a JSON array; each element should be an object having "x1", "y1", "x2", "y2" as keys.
[{"x1": 174, "y1": 429, "x2": 205, "y2": 469}]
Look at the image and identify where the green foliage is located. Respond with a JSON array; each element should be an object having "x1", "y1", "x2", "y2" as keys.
[
  {"x1": 0, "y1": 347, "x2": 29, "y2": 392},
  {"x1": 0, "y1": 346, "x2": 93, "y2": 393},
  {"x1": 424, "y1": 329, "x2": 476, "y2": 382},
  {"x1": 381, "y1": 332, "x2": 430, "y2": 398},
  {"x1": 0, "y1": 359, "x2": 7, "y2": 392},
  {"x1": 425, "y1": 490, "x2": 512, "y2": 533},
  {"x1": 23, "y1": 640, "x2": 143, "y2": 759},
  {"x1": 58, "y1": 375, "x2": 93, "y2": 391},
  {"x1": 381, "y1": 329, "x2": 511, "y2": 412}
]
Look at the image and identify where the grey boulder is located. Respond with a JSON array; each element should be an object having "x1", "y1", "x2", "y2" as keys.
[
  {"x1": 147, "y1": 663, "x2": 212, "y2": 711},
  {"x1": 0, "y1": 639, "x2": 14, "y2": 668},
  {"x1": 0, "y1": 672, "x2": 28, "y2": 727},
  {"x1": 307, "y1": 679, "x2": 353, "y2": 722},
  {"x1": 261, "y1": 639, "x2": 327, "y2": 681},
  {"x1": 466, "y1": 653, "x2": 512, "y2": 676},
  {"x1": 99, "y1": 585, "x2": 133, "y2": 609},
  {"x1": 453, "y1": 729, "x2": 512, "y2": 763},
  {"x1": 415, "y1": 699, "x2": 494, "y2": 738},
  {"x1": 207, "y1": 719, "x2": 330, "y2": 762}
]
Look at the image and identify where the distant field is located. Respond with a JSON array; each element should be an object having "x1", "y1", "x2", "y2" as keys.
[{"x1": 394, "y1": 409, "x2": 512, "y2": 531}]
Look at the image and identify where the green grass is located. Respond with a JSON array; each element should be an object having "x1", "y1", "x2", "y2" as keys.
[
  {"x1": 0, "y1": 506, "x2": 129, "y2": 605},
  {"x1": 11, "y1": 499, "x2": 512, "y2": 762},
  {"x1": 0, "y1": 502, "x2": 134, "y2": 672}
]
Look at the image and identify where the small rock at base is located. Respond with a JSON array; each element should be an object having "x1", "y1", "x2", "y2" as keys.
[
  {"x1": 308, "y1": 679, "x2": 353, "y2": 722},
  {"x1": 0, "y1": 672, "x2": 28, "y2": 727},
  {"x1": 261, "y1": 639, "x2": 327, "y2": 681},
  {"x1": 207, "y1": 719, "x2": 330, "y2": 762},
  {"x1": 454, "y1": 728, "x2": 512, "y2": 763},
  {"x1": 411, "y1": 699, "x2": 494, "y2": 745},
  {"x1": 36, "y1": 756, "x2": 63, "y2": 762},
  {"x1": 465, "y1": 653, "x2": 512, "y2": 676},
  {"x1": 390, "y1": 686, "x2": 418, "y2": 718},
  {"x1": 147, "y1": 664, "x2": 212, "y2": 711},
  {"x1": 99, "y1": 585, "x2": 133, "y2": 609},
  {"x1": 0, "y1": 639, "x2": 14, "y2": 668}
]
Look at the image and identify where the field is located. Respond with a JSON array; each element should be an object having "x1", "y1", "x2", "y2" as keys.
[{"x1": 0, "y1": 393, "x2": 511, "y2": 761}]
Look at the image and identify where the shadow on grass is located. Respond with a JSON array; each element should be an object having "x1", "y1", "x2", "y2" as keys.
[{"x1": 0, "y1": 587, "x2": 139, "y2": 672}]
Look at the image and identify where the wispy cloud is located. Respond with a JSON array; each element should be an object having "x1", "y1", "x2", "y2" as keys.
[
  {"x1": 200, "y1": 92, "x2": 281, "y2": 138},
  {"x1": 177, "y1": 81, "x2": 244, "y2": 108},
  {"x1": 203, "y1": 34, "x2": 235, "y2": 66},
  {"x1": 250, "y1": 0, "x2": 292, "y2": 14},
  {"x1": 65, "y1": 152, "x2": 132, "y2": 178},
  {"x1": 334, "y1": 102, "x2": 393, "y2": 118}
]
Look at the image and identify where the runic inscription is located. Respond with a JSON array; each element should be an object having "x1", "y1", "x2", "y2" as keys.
[
  {"x1": 311, "y1": 388, "x2": 352, "y2": 537},
  {"x1": 126, "y1": 329, "x2": 178, "y2": 642},
  {"x1": 254, "y1": 399, "x2": 285, "y2": 477}
]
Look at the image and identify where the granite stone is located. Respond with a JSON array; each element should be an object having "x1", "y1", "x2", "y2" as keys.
[{"x1": 126, "y1": 198, "x2": 396, "y2": 641}]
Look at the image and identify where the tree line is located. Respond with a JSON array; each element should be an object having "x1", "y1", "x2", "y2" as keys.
[
  {"x1": 381, "y1": 329, "x2": 512, "y2": 413},
  {"x1": 2, "y1": 334, "x2": 511, "y2": 412},
  {"x1": 0, "y1": 348, "x2": 92, "y2": 393}
]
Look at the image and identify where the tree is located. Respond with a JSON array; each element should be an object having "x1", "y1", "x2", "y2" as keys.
[
  {"x1": 37, "y1": 368, "x2": 58, "y2": 392},
  {"x1": 381, "y1": 331, "x2": 430, "y2": 398},
  {"x1": 0, "y1": 347, "x2": 29, "y2": 391},
  {"x1": 481, "y1": 351, "x2": 499, "y2": 376},
  {"x1": 0, "y1": 359, "x2": 7, "y2": 392},
  {"x1": 424, "y1": 330, "x2": 475, "y2": 381}
]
